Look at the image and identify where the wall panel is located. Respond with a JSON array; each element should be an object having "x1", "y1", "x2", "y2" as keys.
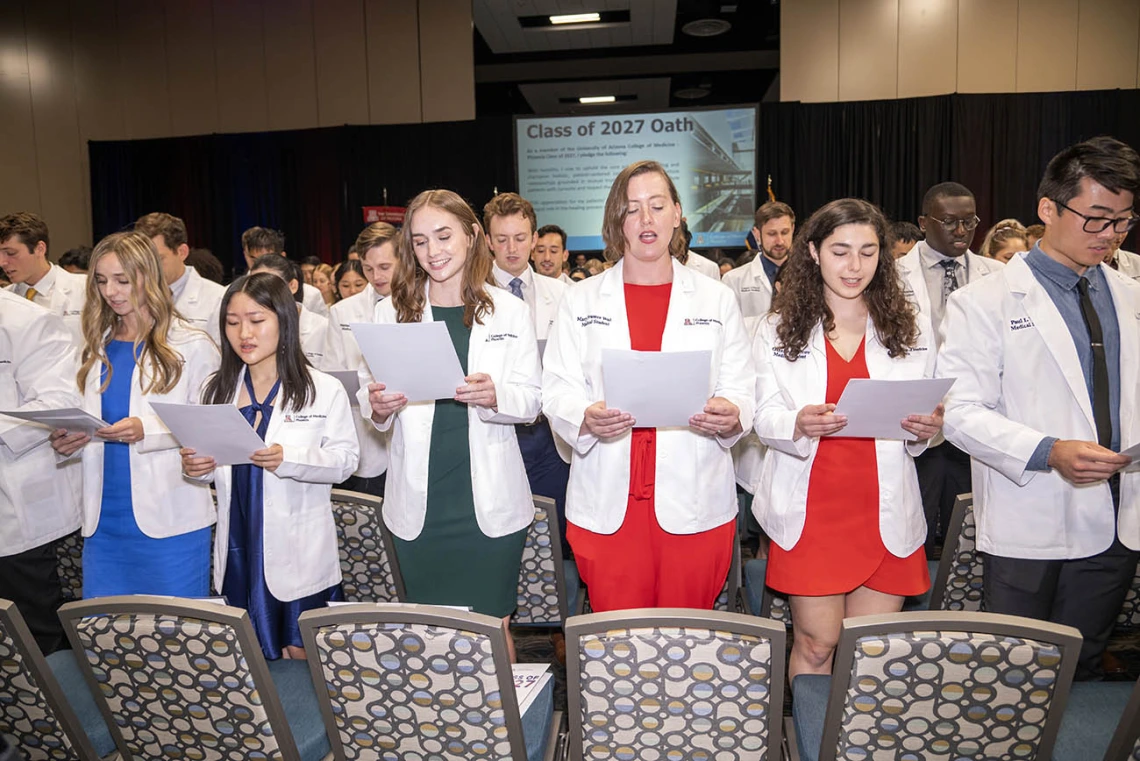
[
  {"x1": 781, "y1": 0, "x2": 839, "y2": 102},
  {"x1": 898, "y1": 0, "x2": 958, "y2": 98},
  {"x1": 116, "y1": 0, "x2": 172, "y2": 139},
  {"x1": 263, "y1": 0, "x2": 320, "y2": 130},
  {"x1": 957, "y1": 0, "x2": 1018, "y2": 94},
  {"x1": 212, "y1": 0, "x2": 269, "y2": 133},
  {"x1": 0, "y1": 3, "x2": 42, "y2": 217},
  {"x1": 1076, "y1": 0, "x2": 1140, "y2": 90},
  {"x1": 313, "y1": 0, "x2": 369, "y2": 126},
  {"x1": 1016, "y1": 0, "x2": 1079, "y2": 93},
  {"x1": 70, "y1": 0, "x2": 126, "y2": 142},
  {"x1": 838, "y1": 0, "x2": 899, "y2": 101},
  {"x1": 365, "y1": 0, "x2": 422, "y2": 124},
  {"x1": 419, "y1": 0, "x2": 475, "y2": 122},
  {"x1": 165, "y1": 0, "x2": 220, "y2": 136}
]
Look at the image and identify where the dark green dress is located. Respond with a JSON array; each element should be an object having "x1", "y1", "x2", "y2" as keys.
[{"x1": 392, "y1": 306, "x2": 527, "y2": 617}]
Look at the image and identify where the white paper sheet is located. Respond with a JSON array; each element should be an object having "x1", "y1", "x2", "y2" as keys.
[
  {"x1": 511, "y1": 664, "x2": 552, "y2": 716},
  {"x1": 350, "y1": 322, "x2": 466, "y2": 403},
  {"x1": 147, "y1": 402, "x2": 267, "y2": 466},
  {"x1": 830, "y1": 377, "x2": 956, "y2": 441},
  {"x1": 0, "y1": 407, "x2": 109, "y2": 435},
  {"x1": 1121, "y1": 442, "x2": 1140, "y2": 472},
  {"x1": 602, "y1": 349, "x2": 711, "y2": 428},
  {"x1": 329, "y1": 370, "x2": 361, "y2": 407}
]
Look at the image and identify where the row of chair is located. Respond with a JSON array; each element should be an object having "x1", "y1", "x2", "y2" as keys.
[{"x1": 3, "y1": 593, "x2": 1139, "y2": 761}]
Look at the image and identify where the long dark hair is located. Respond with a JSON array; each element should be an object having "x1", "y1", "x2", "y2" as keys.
[
  {"x1": 773, "y1": 198, "x2": 918, "y2": 361},
  {"x1": 201, "y1": 273, "x2": 315, "y2": 412}
]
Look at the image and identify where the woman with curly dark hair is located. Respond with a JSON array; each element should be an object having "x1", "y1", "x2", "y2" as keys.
[{"x1": 751, "y1": 198, "x2": 945, "y2": 680}]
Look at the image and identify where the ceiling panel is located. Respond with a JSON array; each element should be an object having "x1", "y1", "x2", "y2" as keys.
[
  {"x1": 519, "y1": 77, "x2": 672, "y2": 113},
  {"x1": 473, "y1": 0, "x2": 673, "y2": 54}
]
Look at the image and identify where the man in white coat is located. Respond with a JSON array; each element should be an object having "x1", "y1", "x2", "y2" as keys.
[
  {"x1": 241, "y1": 226, "x2": 329, "y2": 317},
  {"x1": 1106, "y1": 231, "x2": 1140, "y2": 280},
  {"x1": 722, "y1": 201, "x2": 796, "y2": 318},
  {"x1": 533, "y1": 224, "x2": 573, "y2": 285},
  {"x1": 0, "y1": 291, "x2": 82, "y2": 653},
  {"x1": 485, "y1": 193, "x2": 571, "y2": 551},
  {"x1": 937, "y1": 137, "x2": 1140, "y2": 679},
  {"x1": 896, "y1": 182, "x2": 1004, "y2": 554},
  {"x1": 328, "y1": 221, "x2": 398, "y2": 496},
  {"x1": 1, "y1": 212, "x2": 86, "y2": 342},
  {"x1": 136, "y1": 212, "x2": 226, "y2": 344}
]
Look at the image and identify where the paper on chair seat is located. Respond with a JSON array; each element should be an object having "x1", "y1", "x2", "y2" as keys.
[
  {"x1": 830, "y1": 377, "x2": 955, "y2": 441},
  {"x1": 350, "y1": 322, "x2": 466, "y2": 403},
  {"x1": 602, "y1": 349, "x2": 711, "y2": 428},
  {"x1": 148, "y1": 401, "x2": 266, "y2": 466}
]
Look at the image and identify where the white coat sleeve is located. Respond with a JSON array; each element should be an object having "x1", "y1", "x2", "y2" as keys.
[
  {"x1": 0, "y1": 310, "x2": 80, "y2": 455},
  {"x1": 478, "y1": 308, "x2": 541, "y2": 425},
  {"x1": 541, "y1": 291, "x2": 600, "y2": 455},
  {"x1": 751, "y1": 322, "x2": 811, "y2": 459},
  {"x1": 138, "y1": 336, "x2": 221, "y2": 454},
  {"x1": 904, "y1": 316, "x2": 939, "y2": 458},
  {"x1": 937, "y1": 291, "x2": 1042, "y2": 485},
  {"x1": 355, "y1": 306, "x2": 396, "y2": 433},
  {"x1": 712, "y1": 295, "x2": 756, "y2": 449},
  {"x1": 319, "y1": 315, "x2": 346, "y2": 371},
  {"x1": 275, "y1": 382, "x2": 360, "y2": 484}
]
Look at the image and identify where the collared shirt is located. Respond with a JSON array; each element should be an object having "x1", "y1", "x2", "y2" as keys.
[
  {"x1": 760, "y1": 255, "x2": 781, "y2": 287},
  {"x1": 492, "y1": 263, "x2": 536, "y2": 314},
  {"x1": 169, "y1": 265, "x2": 193, "y2": 302},
  {"x1": 918, "y1": 243, "x2": 970, "y2": 330},
  {"x1": 1024, "y1": 245, "x2": 1122, "y2": 469},
  {"x1": 13, "y1": 263, "x2": 60, "y2": 307}
]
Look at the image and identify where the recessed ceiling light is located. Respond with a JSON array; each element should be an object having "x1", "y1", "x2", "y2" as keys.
[
  {"x1": 674, "y1": 87, "x2": 710, "y2": 100},
  {"x1": 551, "y1": 12, "x2": 601, "y2": 25},
  {"x1": 579, "y1": 95, "x2": 616, "y2": 104},
  {"x1": 682, "y1": 18, "x2": 732, "y2": 37}
]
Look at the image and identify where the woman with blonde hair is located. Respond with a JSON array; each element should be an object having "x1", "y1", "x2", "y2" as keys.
[
  {"x1": 979, "y1": 218, "x2": 1029, "y2": 263},
  {"x1": 542, "y1": 160, "x2": 755, "y2": 612},
  {"x1": 360, "y1": 189, "x2": 540, "y2": 657},
  {"x1": 50, "y1": 231, "x2": 219, "y2": 597},
  {"x1": 313, "y1": 263, "x2": 336, "y2": 305}
]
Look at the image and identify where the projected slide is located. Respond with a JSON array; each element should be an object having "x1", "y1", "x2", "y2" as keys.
[{"x1": 516, "y1": 107, "x2": 757, "y2": 251}]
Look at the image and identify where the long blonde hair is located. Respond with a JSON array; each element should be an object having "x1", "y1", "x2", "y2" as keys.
[
  {"x1": 390, "y1": 189, "x2": 495, "y2": 328},
  {"x1": 78, "y1": 231, "x2": 185, "y2": 394},
  {"x1": 979, "y1": 218, "x2": 1028, "y2": 259}
]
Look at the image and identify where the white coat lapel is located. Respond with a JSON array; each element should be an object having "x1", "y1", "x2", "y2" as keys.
[
  {"x1": 660, "y1": 259, "x2": 695, "y2": 351},
  {"x1": 803, "y1": 322, "x2": 827, "y2": 405},
  {"x1": 862, "y1": 316, "x2": 894, "y2": 380},
  {"x1": 1105, "y1": 271, "x2": 1139, "y2": 439},
  {"x1": 751, "y1": 257, "x2": 772, "y2": 296},
  {"x1": 468, "y1": 300, "x2": 485, "y2": 373},
  {"x1": 597, "y1": 260, "x2": 631, "y2": 351}
]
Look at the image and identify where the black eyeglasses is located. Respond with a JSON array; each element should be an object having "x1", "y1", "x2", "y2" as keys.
[
  {"x1": 1052, "y1": 199, "x2": 1139, "y2": 234},
  {"x1": 924, "y1": 215, "x2": 981, "y2": 233}
]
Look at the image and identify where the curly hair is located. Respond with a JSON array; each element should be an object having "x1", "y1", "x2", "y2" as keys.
[{"x1": 773, "y1": 198, "x2": 918, "y2": 361}]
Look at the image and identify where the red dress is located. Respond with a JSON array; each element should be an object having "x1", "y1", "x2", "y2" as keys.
[
  {"x1": 766, "y1": 337, "x2": 929, "y2": 597},
  {"x1": 566, "y1": 282, "x2": 736, "y2": 612}
]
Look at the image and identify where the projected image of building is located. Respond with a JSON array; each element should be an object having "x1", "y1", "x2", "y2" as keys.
[{"x1": 685, "y1": 111, "x2": 756, "y2": 240}]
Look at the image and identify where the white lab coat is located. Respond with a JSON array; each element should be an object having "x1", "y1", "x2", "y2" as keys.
[
  {"x1": 685, "y1": 250, "x2": 722, "y2": 280},
  {"x1": 937, "y1": 256, "x2": 1140, "y2": 558},
  {"x1": 6, "y1": 264, "x2": 87, "y2": 343},
  {"x1": 299, "y1": 303, "x2": 343, "y2": 371},
  {"x1": 0, "y1": 292, "x2": 82, "y2": 555},
  {"x1": 542, "y1": 259, "x2": 756, "y2": 535},
  {"x1": 732, "y1": 315, "x2": 766, "y2": 492},
  {"x1": 356, "y1": 286, "x2": 541, "y2": 541},
  {"x1": 530, "y1": 273, "x2": 567, "y2": 341},
  {"x1": 208, "y1": 368, "x2": 359, "y2": 600},
  {"x1": 721, "y1": 256, "x2": 775, "y2": 319},
  {"x1": 302, "y1": 282, "x2": 330, "y2": 317},
  {"x1": 752, "y1": 314, "x2": 936, "y2": 556},
  {"x1": 328, "y1": 285, "x2": 388, "y2": 478},
  {"x1": 73, "y1": 322, "x2": 220, "y2": 538},
  {"x1": 896, "y1": 241, "x2": 1004, "y2": 323},
  {"x1": 1114, "y1": 249, "x2": 1140, "y2": 280},
  {"x1": 173, "y1": 266, "x2": 225, "y2": 345}
]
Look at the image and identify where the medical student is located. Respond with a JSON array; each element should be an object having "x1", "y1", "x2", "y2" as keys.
[
  {"x1": 484, "y1": 192, "x2": 572, "y2": 549},
  {"x1": 0, "y1": 291, "x2": 82, "y2": 653},
  {"x1": 249, "y1": 253, "x2": 343, "y2": 370},
  {"x1": 360, "y1": 189, "x2": 540, "y2": 660},
  {"x1": 1106, "y1": 230, "x2": 1140, "y2": 279},
  {"x1": 896, "y1": 182, "x2": 1004, "y2": 554},
  {"x1": 1, "y1": 212, "x2": 86, "y2": 342},
  {"x1": 49, "y1": 232, "x2": 219, "y2": 598},
  {"x1": 182, "y1": 273, "x2": 358, "y2": 659},
  {"x1": 753, "y1": 198, "x2": 942, "y2": 680},
  {"x1": 135, "y1": 212, "x2": 226, "y2": 344},
  {"x1": 240, "y1": 226, "x2": 329, "y2": 317},
  {"x1": 328, "y1": 222, "x2": 399, "y2": 496},
  {"x1": 542, "y1": 160, "x2": 755, "y2": 612},
  {"x1": 722, "y1": 201, "x2": 796, "y2": 318},
  {"x1": 937, "y1": 136, "x2": 1140, "y2": 680},
  {"x1": 334, "y1": 259, "x2": 368, "y2": 302}
]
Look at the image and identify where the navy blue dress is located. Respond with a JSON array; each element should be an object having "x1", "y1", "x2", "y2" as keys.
[
  {"x1": 222, "y1": 372, "x2": 342, "y2": 659},
  {"x1": 83, "y1": 340, "x2": 211, "y2": 598}
]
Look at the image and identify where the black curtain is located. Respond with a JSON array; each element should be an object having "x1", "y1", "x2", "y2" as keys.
[{"x1": 90, "y1": 88, "x2": 1140, "y2": 272}]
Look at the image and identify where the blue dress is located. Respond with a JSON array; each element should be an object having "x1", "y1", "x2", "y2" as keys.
[
  {"x1": 222, "y1": 372, "x2": 341, "y2": 659},
  {"x1": 83, "y1": 340, "x2": 211, "y2": 598}
]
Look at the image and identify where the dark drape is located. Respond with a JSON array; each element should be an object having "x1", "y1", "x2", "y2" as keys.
[{"x1": 90, "y1": 88, "x2": 1140, "y2": 273}]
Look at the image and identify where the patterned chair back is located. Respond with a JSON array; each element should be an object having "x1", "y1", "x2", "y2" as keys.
[
  {"x1": 929, "y1": 494, "x2": 984, "y2": 611},
  {"x1": 1104, "y1": 677, "x2": 1140, "y2": 761},
  {"x1": 1114, "y1": 561, "x2": 1140, "y2": 632},
  {"x1": 299, "y1": 604, "x2": 528, "y2": 760},
  {"x1": 818, "y1": 611, "x2": 1082, "y2": 761},
  {"x1": 55, "y1": 532, "x2": 84, "y2": 603},
  {"x1": 0, "y1": 600, "x2": 99, "y2": 761},
  {"x1": 58, "y1": 596, "x2": 302, "y2": 761},
  {"x1": 513, "y1": 495, "x2": 572, "y2": 625},
  {"x1": 331, "y1": 489, "x2": 405, "y2": 602},
  {"x1": 565, "y1": 609, "x2": 786, "y2": 761}
]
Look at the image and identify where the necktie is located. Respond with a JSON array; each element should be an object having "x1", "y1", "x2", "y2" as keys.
[
  {"x1": 1076, "y1": 277, "x2": 1112, "y2": 449},
  {"x1": 509, "y1": 277, "x2": 524, "y2": 300},
  {"x1": 24, "y1": 287, "x2": 38, "y2": 302},
  {"x1": 938, "y1": 259, "x2": 961, "y2": 302}
]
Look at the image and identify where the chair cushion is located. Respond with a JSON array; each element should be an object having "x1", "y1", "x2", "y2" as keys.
[
  {"x1": 1052, "y1": 681, "x2": 1134, "y2": 761},
  {"x1": 44, "y1": 649, "x2": 117, "y2": 758},
  {"x1": 743, "y1": 558, "x2": 767, "y2": 615},
  {"x1": 521, "y1": 677, "x2": 555, "y2": 761},
  {"x1": 564, "y1": 559, "x2": 580, "y2": 616},
  {"x1": 792, "y1": 673, "x2": 831, "y2": 761},
  {"x1": 266, "y1": 659, "x2": 332, "y2": 761}
]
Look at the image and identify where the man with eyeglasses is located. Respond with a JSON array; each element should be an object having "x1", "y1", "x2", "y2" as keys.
[
  {"x1": 897, "y1": 182, "x2": 1004, "y2": 554},
  {"x1": 937, "y1": 136, "x2": 1140, "y2": 680}
]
